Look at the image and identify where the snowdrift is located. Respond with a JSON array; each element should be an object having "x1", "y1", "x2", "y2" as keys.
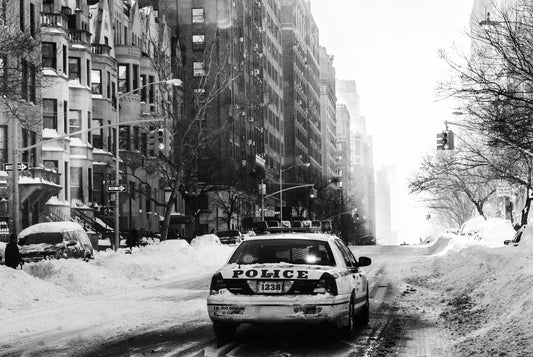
[{"x1": 0, "y1": 235, "x2": 233, "y2": 316}]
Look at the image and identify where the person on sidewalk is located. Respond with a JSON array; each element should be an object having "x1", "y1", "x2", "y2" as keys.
[{"x1": 4, "y1": 234, "x2": 21, "y2": 269}]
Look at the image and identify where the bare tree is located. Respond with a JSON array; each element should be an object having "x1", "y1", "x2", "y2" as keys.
[
  {"x1": 409, "y1": 147, "x2": 498, "y2": 220},
  {"x1": 119, "y1": 12, "x2": 241, "y2": 240}
]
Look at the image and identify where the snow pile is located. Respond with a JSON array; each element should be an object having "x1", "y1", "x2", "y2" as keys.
[
  {"x1": 0, "y1": 237, "x2": 233, "y2": 317},
  {"x1": 190, "y1": 233, "x2": 221, "y2": 247},
  {"x1": 409, "y1": 220, "x2": 533, "y2": 356}
]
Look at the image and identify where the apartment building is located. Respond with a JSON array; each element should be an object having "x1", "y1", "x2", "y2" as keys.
[{"x1": 2, "y1": 0, "x2": 184, "y2": 235}]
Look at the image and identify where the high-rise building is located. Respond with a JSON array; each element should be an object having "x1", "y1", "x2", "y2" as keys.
[
  {"x1": 319, "y1": 46, "x2": 336, "y2": 180},
  {"x1": 280, "y1": 0, "x2": 321, "y2": 218},
  {"x1": 335, "y1": 104, "x2": 351, "y2": 198}
]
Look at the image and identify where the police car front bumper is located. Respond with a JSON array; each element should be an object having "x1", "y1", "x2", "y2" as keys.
[{"x1": 207, "y1": 292, "x2": 350, "y2": 327}]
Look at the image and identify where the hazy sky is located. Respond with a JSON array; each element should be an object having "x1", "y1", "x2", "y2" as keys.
[{"x1": 310, "y1": 0, "x2": 475, "y2": 242}]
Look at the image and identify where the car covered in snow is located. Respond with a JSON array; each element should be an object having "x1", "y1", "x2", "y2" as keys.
[
  {"x1": 216, "y1": 230, "x2": 243, "y2": 245},
  {"x1": 207, "y1": 233, "x2": 371, "y2": 342},
  {"x1": 17, "y1": 222, "x2": 94, "y2": 263}
]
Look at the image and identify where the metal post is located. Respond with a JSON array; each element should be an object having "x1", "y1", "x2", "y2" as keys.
[
  {"x1": 279, "y1": 165, "x2": 282, "y2": 225},
  {"x1": 260, "y1": 180, "x2": 265, "y2": 220},
  {"x1": 12, "y1": 118, "x2": 19, "y2": 235},
  {"x1": 114, "y1": 100, "x2": 120, "y2": 251}
]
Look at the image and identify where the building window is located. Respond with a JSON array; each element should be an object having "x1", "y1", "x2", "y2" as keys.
[
  {"x1": 192, "y1": 8, "x2": 205, "y2": 23},
  {"x1": 118, "y1": 64, "x2": 129, "y2": 93},
  {"x1": 86, "y1": 59, "x2": 91, "y2": 86},
  {"x1": 30, "y1": 3, "x2": 35, "y2": 37},
  {"x1": 68, "y1": 57, "x2": 81, "y2": 81},
  {"x1": 91, "y1": 69, "x2": 102, "y2": 94},
  {"x1": 92, "y1": 118, "x2": 103, "y2": 149},
  {"x1": 132, "y1": 64, "x2": 139, "y2": 90},
  {"x1": 63, "y1": 45, "x2": 67, "y2": 74},
  {"x1": 119, "y1": 125, "x2": 130, "y2": 150},
  {"x1": 43, "y1": 99, "x2": 57, "y2": 130},
  {"x1": 193, "y1": 62, "x2": 205, "y2": 77},
  {"x1": 70, "y1": 166, "x2": 83, "y2": 201},
  {"x1": 69, "y1": 109, "x2": 82, "y2": 138},
  {"x1": 87, "y1": 111, "x2": 92, "y2": 144},
  {"x1": 43, "y1": 160, "x2": 58, "y2": 172},
  {"x1": 107, "y1": 71, "x2": 111, "y2": 98},
  {"x1": 148, "y1": 75, "x2": 155, "y2": 104},
  {"x1": 0, "y1": 126, "x2": 7, "y2": 165},
  {"x1": 140, "y1": 74, "x2": 147, "y2": 102},
  {"x1": 42, "y1": 42, "x2": 57, "y2": 69},
  {"x1": 192, "y1": 34, "x2": 205, "y2": 50},
  {"x1": 63, "y1": 101, "x2": 68, "y2": 134}
]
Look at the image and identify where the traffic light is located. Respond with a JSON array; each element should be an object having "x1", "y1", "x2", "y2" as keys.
[
  {"x1": 437, "y1": 130, "x2": 455, "y2": 150},
  {"x1": 310, "y1": 188, "x2": 317, "y2": 198},
  {"x1": 148, "y1": 130, "x2": 157, "y2": 157},
  {"x1": 157, "y1": 128, "x2": 172, "y2": 157}
]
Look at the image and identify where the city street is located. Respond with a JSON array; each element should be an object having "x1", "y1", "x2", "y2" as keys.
[{"x1": 1, "y1": 244, "x2": 453, "y2": 357}]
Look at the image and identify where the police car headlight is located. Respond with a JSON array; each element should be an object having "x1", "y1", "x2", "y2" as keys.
[
  {"x1": 210, "y1": 272, "x2": 226, "y2": 293},
  {"x1": 313, "y1": 273, "x2": 338, "y2": 295}
]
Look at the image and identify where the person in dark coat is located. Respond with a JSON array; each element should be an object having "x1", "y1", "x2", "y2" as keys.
[
  {"x1": 5, "y1": 234, "x2": 21, "y2": 269},
  {"x1": 126, "y1": 229, "x2": 139, "y2": 249}
]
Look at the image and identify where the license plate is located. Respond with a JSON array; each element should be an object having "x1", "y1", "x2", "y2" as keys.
[
  {"x1": 213, "y1": 305, "x2": 245, "y2": 316},
  {"x1": 257, "y1": 281, "x2": 284, "y2": 293}
]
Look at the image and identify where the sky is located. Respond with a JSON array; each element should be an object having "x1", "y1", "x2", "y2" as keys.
[{"x1": 310, "y1": 0, "x2": 475, "y2": 242}]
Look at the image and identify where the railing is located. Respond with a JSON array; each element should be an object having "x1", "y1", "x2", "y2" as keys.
[
  {"x1": 68, "y1": 29, "x2": 92, "y2": 44},
  {"x1": 43, "y1": 205, "x2": 70, "y2": 223},
  {"x1": 91, "y1": 43, "x2": 111, "y2": 56},
  {"x1": 41, "y1": 13, "x2": 68, "y2": 29},
  {"x1": 19, "y1": 167, "x2": 61, "y2": 185}
]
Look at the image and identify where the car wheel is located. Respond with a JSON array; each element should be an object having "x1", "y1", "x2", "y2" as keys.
[
  {"x1": 340, "y1": 293, "x2": 355, "y2": 338},
  {"x1": 357, "y1": 289, "x2": 370, "y2": 327},
  {"x1": 213, "y1": 322, "x2": 237, "y2": 346}
]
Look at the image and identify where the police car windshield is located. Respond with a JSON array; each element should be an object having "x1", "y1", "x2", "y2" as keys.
[{"x1": 228, "y1": 239, "x2": 335, "y2": 266}]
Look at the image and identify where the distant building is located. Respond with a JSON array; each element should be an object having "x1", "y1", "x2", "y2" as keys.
[
  {"x1": 375, "y1": 168, "x2": 393, "y2": 245},
  {"x1": 336, "y1": 79, "x2": 375, "y2": 239}
]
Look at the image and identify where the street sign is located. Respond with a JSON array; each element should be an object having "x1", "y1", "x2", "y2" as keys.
[
  {"x1": 107, "y1": 184, "x2": 127, "y2": 192},
  {"x1": 3, "y1": 162, "x2": 28, "y2": 171}
]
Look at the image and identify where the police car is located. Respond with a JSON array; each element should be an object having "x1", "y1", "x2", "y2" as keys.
[{"x1": 207, "y1": 233, "x2": 371, "y2": 342}]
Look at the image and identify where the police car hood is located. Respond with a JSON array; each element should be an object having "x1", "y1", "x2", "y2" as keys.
[{"x1": 220, "y1": 263, "x2": 335, "y2": 280}]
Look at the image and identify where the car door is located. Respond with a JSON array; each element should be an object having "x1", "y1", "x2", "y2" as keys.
[
  {"x1": 333, "y1": 239, "x2": 359, "y2": 297},
  {"x1": 335, "y1": 239, "x2": 365, "y2": 302}
]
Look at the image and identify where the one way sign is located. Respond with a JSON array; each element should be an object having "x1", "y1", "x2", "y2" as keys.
[
  {"x1": 107, "y1": 184, "x2": 127, "y2": 192},
  {"x1": 4, "y1": 162, "x2": 28, "y2": 171}
]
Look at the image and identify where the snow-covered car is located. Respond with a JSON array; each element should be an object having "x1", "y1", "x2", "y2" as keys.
[
  {"x1": 207, "y1": 233, "x2": 371, "y2": 342},
  {"x1": 216, "y1": 230, "x2": 243, "y2": 245},
  {"x1": 17, "y1": 222, "x2": 94, "y2": 263}
]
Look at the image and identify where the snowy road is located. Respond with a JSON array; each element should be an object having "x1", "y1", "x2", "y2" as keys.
[{"x1": 0, "y1": 244, "x2": 454, "y2": 357}]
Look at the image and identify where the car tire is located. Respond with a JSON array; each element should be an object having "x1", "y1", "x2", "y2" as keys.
[
  {"x1": 357, "y1": 288, "x2": 370, "y2": 327},
  {"x1": 213, "y1": 322, "x2": 237, "y2": 346},
  {"x1": 340, "y1": 293, "x2": 355, "y2": 338}
]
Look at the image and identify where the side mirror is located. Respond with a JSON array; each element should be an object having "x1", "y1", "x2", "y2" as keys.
[
  {"x1": 504, "y1": 240, "x2": 510, "y2": 246},
  {"x1": 66, "y1": 240, "x2": 77, "y2": 247},
  {"x1": 358, "y1": 256, "x2": 371, "y2": 267}
]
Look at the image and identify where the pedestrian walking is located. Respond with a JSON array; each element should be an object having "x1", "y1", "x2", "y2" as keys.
[{"x1": 4, "y1": 234, "x2": 21, "y2": 269}]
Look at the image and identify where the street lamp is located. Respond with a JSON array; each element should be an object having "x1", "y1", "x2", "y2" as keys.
[
  {"x1": 279, "y1": 162, "x2": 310, "y2": 225},
  {"x1": 113, "y1": 78, "x2": 181, "y2": 251}
]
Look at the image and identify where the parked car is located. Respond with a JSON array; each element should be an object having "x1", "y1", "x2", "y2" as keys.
[
  {"x1": 207, "y1": 233, "x2": 371, "y2": 343},
  {"x1": 216, "y1": 230, "x2": 243, "y2": 245},
  {"x1": 504, "y1": 225, "x2": 527, "y2": 246},
  {"x1": 241, "y1": 231, "x2": 256, "y2": 240},
  {"x1": 17, "y1": 222, "x2": 94, "y2": 263}
]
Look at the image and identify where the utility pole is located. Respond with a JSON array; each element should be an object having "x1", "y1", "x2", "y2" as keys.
[{"x1": 11, "y1": 118, "x2": 19, "y2": 235}]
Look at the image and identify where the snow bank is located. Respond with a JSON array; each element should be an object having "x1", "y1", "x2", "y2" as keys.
[
  {"x1": 0, "y1": 237, "x2": 233, "y2": 317},
  {"x1": 190, "y1": 233, "x2": 221, "y2": 247},
  {"x1": 410, "y1": 220, "x2": 533, "y2": 356}
]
